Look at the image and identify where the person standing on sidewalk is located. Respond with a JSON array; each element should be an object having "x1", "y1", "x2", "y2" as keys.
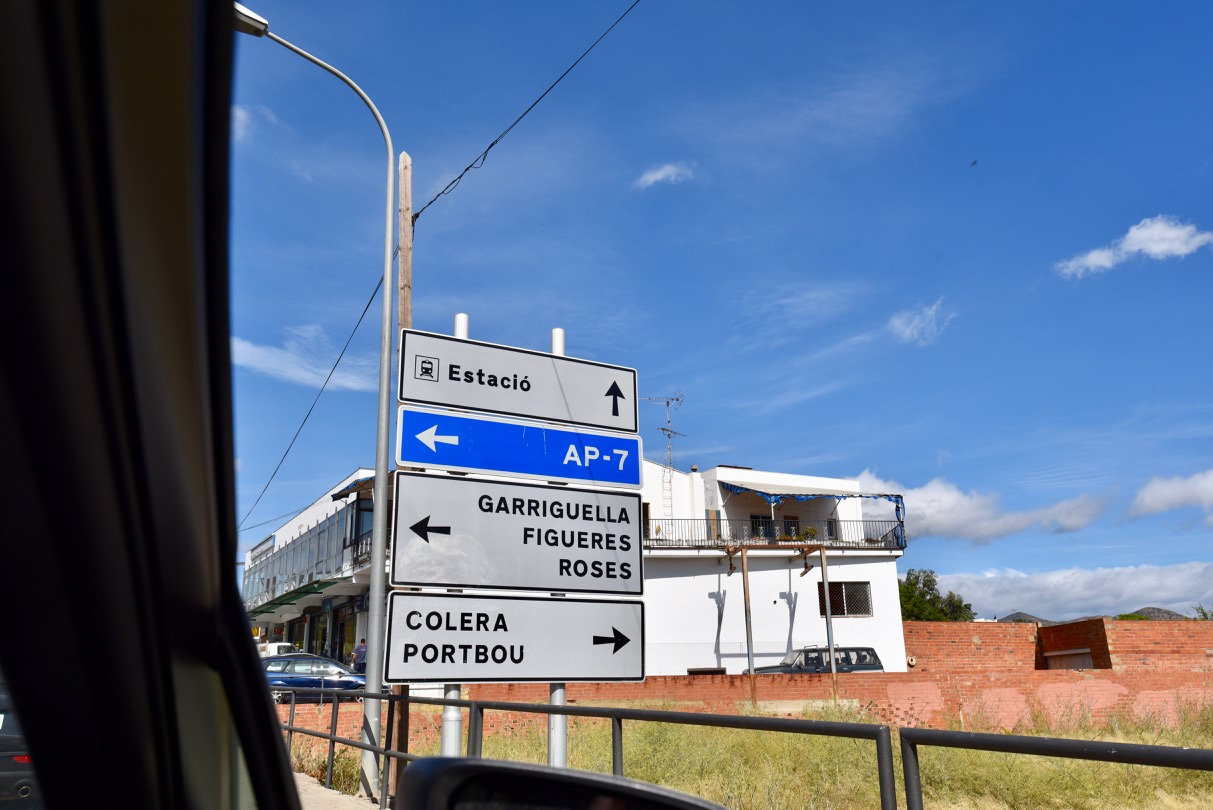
[{"x1": 351, "y1": 639, "x2": 367, "y2": 674}]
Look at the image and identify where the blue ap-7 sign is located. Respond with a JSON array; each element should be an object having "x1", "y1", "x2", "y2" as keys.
[{"x1": 397, "y1": 405, "x2": 642, "y2": 489}]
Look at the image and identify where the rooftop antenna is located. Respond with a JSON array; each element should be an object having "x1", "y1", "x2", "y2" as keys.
[
  {"x1": 641, "y1": 391, "x2": 685, "y2": 469},
  {"x1": 641, "y1": 391, "x2": 685, "y2": 518}
]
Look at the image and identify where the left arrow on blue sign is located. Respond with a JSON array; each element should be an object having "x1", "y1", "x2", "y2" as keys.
[{"x1": 397, "y1": 405, "x2": 642, "y2": 488}]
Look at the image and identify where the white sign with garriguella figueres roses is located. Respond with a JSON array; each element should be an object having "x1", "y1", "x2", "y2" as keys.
[{"x1": 391, "y1": 471, "x2": 643, "y2": 595}]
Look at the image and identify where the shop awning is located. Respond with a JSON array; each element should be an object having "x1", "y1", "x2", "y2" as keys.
[
  {"x1": 715, "y1": 476, "x2": 904, "y2": 517},
  {"x1": 330, "y1": 476, "x2": 374, "y2": 500},
  {"x1": 245, "y1": 578, "x2": 347, "y2": 618}
]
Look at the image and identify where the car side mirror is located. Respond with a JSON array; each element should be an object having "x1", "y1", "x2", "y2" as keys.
[{"x1": 395, "y1": 757, "x2": 725, "y2": 809}]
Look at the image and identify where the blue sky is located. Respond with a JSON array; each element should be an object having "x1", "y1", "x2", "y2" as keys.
[{"x1": 230, "y1": 1, "x2": 1213, "y2": 621}]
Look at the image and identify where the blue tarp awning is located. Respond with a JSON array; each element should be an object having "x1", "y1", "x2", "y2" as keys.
[
  {"x1": 330, "y1": 476, "x2": 374, "y2": 500},
  {"x1": 718, "y1": 481, "x2": 904, "y2": 520}
]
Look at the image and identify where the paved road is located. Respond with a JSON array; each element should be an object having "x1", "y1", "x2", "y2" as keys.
[{"x1": 293, "y1": 772, "x2": 379, "y2": 810}]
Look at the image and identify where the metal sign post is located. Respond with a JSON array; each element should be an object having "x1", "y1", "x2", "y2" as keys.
[{"x1": 386, "y1": 318, "x2": 645, "y2": 765}]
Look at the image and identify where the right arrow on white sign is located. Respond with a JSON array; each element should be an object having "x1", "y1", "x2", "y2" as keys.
[{"x1": 592, "y1": 627, "x2": 631, "y2": 653}]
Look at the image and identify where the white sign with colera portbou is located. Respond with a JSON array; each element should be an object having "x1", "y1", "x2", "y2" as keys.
[{"x1": 383, "y1": 591, "x2": 644, "y2": 683}]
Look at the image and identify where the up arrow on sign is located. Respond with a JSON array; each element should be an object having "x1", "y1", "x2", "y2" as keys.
[
  {"x1": 604, "y1": 381, "x2": 626, "y2": 417},
  {"x1": 399, "y1": 330, "x2": 638, "y2": 433}
]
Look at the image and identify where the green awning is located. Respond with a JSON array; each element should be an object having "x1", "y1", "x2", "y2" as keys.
[{"x1": 246, "y1": 578, "x2": 347, "y2": 617}]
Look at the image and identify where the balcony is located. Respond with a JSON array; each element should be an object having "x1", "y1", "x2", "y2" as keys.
[
  {"x1": 644, "y1": 518, "x2": 905, "y2": 551},
  {"x1": 350, "y1": 528, "x2": 374, "y2": 566}
]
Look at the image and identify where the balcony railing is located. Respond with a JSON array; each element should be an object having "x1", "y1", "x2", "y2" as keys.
[
  {"x1": 350, "y1": 528, "x2": 374, "y2": 566},
  {"x1": 242, "y1": 524, "x2": 355, "y2": 609},
  {"x1": 645, "y1": 518, "x2": 905, "y2": 550}
]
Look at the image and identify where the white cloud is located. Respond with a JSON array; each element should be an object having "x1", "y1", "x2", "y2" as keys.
[
  {"x1": 857, "y1": 470, "x2": 1103, "y2": 543},
  {"x1": 231, "y1": 325, "x2": 377, "y2": 391},
  {"x1": 632, "y1": 162, "x2": 694, "y2": 190},
  {"x1": 887, "y1": 298, "x2": 956, "y2": 346},
  {"x1": 230, "y1": 104, "x2": 281, "y2": 146},
  {"x1": 690, "y1": 46, "x2": 990, "y2": 162},
  {"x1": 1131, "y1": 468, "x2": 1213, "y2": 524},
  {"x1": 938, "y1": 563, "x2": 1213, "y2": 621},
  {"x1": 232, "y1": 105, "x2": 252, "y2": 143},
  {"x1": 1056, "y1": 215, "x2": 1213, "y2": 279}
]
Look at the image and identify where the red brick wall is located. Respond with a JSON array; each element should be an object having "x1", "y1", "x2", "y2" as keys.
[
  {"x1": 1105, "y1": 620, "x2": 1213, "y2": 672},
  {"x1": 275, "y1": 700, "x2": 447, "y2": 754},
  {"x1": 277, "y1": 622, "x2": 1213, "y2": 744},
  {"x1": 1038, "y1": 618, "x2": 1113, "y2": 668},
  {"x1": 902, "y1": 621, "x2": 1039, "y2": 671},
  {"x1": 465, "y1": 668, "x2": 1213, "y2": 731}
]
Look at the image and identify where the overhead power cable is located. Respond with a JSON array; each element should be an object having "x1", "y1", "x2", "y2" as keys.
[
  {"x1": 237, "y1": 272, "x2": 386, "y2": 530},
  {"x1": 238, "y1": 1, "x2": 642, "y2": 529},
  {"x1": 238, "y1": 506, "x2": 311, "y2": 534},
  {"x1": 413, "y1": 0, "x2": 642, "y2": 225}
]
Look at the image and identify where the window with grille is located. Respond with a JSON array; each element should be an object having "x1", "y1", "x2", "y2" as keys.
[{"x1": 817, "y1": 581, "x2": 873, "y2": 617}]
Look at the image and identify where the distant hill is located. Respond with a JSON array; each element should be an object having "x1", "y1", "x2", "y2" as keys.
[
  {"x1": 1130, "y1": 606, "x2": 1187, "y2": 621},
  {"x1": 995, "y1": 606, "x2": 1190, "y2": 625},
  {"x1": 998, "y1": 611, "x2": 1051, "y2": 625}
]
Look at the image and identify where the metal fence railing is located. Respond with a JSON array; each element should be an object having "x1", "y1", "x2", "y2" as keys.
[
  {"x1": 899, "y1": 726, "x2": 1213, "y2": 810},
  {"x1": 645, "y1": 518, "x2": 905, "y2": 550},
  {"x1": 272, "y1": 687, "x2": 1213, "y2": 809},
  {"x1": 272, "y1": 686, "x2": 897, "y2": 808}
]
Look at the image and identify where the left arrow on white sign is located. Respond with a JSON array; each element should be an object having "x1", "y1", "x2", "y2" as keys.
[{"x1": 409, "y1": 516, "x2": 451, "y2": 543}]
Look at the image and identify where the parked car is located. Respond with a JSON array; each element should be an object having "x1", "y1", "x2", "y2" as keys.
[
  {"x1": 262, "y1": 654, "x2": 366, "y2": 703},
  {"x1": 256, "y1": 641, "x2": 297, "y2": 657},
  {"x1": 0, "y1": 675, "x2": 39, "y2": 809},
  {"x1": 745, "y1": 646, "x2": 884, "y2": 674}
]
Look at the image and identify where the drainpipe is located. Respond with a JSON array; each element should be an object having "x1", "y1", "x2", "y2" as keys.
[
  {"x1": 819, "y1": 548, "x2": 838, "y2": 698},
  {"x1": 741, "y1": 547, "x2": 756, "y2": 705}
]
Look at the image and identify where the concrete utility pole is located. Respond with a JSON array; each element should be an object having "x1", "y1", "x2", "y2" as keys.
[
  {"x1": 398, "y1": 152, "x2": 413, "y2": 332},
  {"x1": 386, "y1": 150, "x2": 413, "y2": 797}
]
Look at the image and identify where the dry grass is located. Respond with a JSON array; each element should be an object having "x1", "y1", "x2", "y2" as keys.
[{"x1": 300, "y1": 698, "x2": 1213, "y2": 808}]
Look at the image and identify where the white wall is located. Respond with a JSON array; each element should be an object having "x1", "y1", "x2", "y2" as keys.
[
  {"x1": 639, "y1": 460, "x2": 693, "y2": 520},
  {"x1": 641, "y1": 552, "x2": 907, "y2": 675},
  {"x1": 243, "y1": 467, "x2": 373, "y2": 566}
]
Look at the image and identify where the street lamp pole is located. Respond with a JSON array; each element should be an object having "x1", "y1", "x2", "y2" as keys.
[{"x1": 233, "y1": 5, "x2": 395, "y2": 798}]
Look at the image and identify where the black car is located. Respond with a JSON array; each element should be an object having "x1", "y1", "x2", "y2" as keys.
[
  {"x1": 0, "y1": 676, "x2": 39, "y2": 809},
  {"x1": 746, "y1": 646, "x2": 885, "y2": 674},
  {"x1": 261, "y1": 654, "x2": 366, "y2": 704}
]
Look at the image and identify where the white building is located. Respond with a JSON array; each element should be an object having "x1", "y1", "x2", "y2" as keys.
[
  {"x1": 639, "y1": 463, "x2": 907, "y2": 674},
  {"x1": 242, "y1": 468, "x2": 376, "y2": 661},
  {"x1": 243, "y1": 461, "x2": 908, "y2": 674}
]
